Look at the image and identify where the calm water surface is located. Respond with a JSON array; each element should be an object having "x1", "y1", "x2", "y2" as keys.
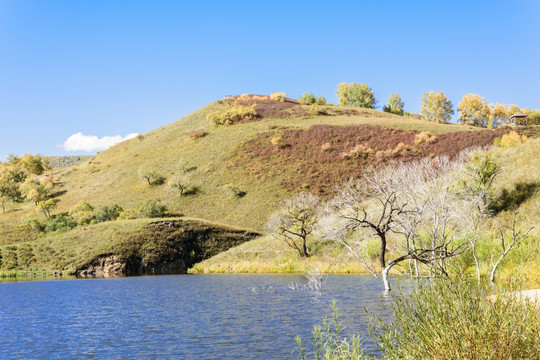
[{"x1": 0, "y1": 274, "x2": 402, "y2": 359}]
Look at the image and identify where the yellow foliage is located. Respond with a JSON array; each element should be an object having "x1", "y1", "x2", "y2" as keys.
[
  {"x1": 495, "y1": 131, "x2": 530, "y2": 149},
  {"x1": 414, "y1": 131, "x2": 437, "y2": 145},
  {"x1": 207, "y1": 105, "x2": 258, "y2": 125},
  {"x1": 458, "y1": 93, "x2": 491, "y2": 127},
  {"x1": 270, "y1": 136, "x2": 284, "y2": 148},
  {"x1": 340, "y1": 144, "x2": 374, "y2": 159},
  {"x1": 270, "y1": 92, "x2": 287, "y2": 102},
  {"x1": 320, "y1": 142, "x2": 332, "y2": 151},
  {"x1": 420, "y1": 91, "x2": 454, "y2": 123}
]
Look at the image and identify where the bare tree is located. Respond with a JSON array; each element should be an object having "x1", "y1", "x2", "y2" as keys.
[
  {"x1": 267, "y1": 192, "x2": 320, "y2": 258},
  {"x1": 320, "y1": 158, "x2": 470, "y2": 291},
  {"x1": 490, "y1": 209, "x2": 533, "y2": 283}
]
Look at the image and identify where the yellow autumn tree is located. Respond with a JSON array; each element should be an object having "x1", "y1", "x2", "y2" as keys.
[
  {"x1": 489, "y1": 103, "x2": 509, "y2": 128},
  {"x1": 458, "y1": 94, "x2": 491, "y2": 127},
  {"x1": 420, "y1": 91, "x2": 454, "y2": 123}
]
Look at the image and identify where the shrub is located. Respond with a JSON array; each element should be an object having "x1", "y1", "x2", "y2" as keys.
[
  {"x1": 138, "y1": 199, "x2": 167, "y2": 218},
  {"x1": 207, "y1": 105, "x2": 258, "y2": 125},
  {"x1": 187, "y1": 129, "x2": 207, "y2": 140},
  {"x1": 296, "y1": 301, "x2": 369, "y2": 360},
  {"x1": 320, "y1": 142, "x2": 332, "y2": 151},
  {"x1": 169, "y1": 178, "x2": 199, "y2": 196},
  {"x1": 309, "y1": 104, "x2": 328, "y2": 116},
  {"x1": 69, "y1": 201, "x2": 96, "y2": 225},
  {"x1": 369, "y1": 280, "x2": 540, "y2": 359},
  {"x1": 138, "y1": 168, "x2": 166, "y2": 186},
  {"x1": 270, "y1": 92, "x2": 287, "y2": 102},
  {"x1": 297, "y1": 280, "x2": 540, "y2": 359},
  {"x1": 24, "y1": 218, "x2": 45, "y2": 232},
  {"x1": 45, "y1": 214, "x2": 78, "y2": 232},
  {"x1": 117, "y1": 208, "x2": 138, "y2": 220},
  {"x1": 136, "y1": 134, "x2": 144, "y2": 141},
  {"x1": 494, "y1": 130, "x2": 530, "y2": 148},
  {"x1": 270, "y1": 136, "x2": 285, "y2": 148},
  {"x1": 298, "y1": 92, "x2": 316, "y2": 104},
  {"x1": 340, "y1": 144, "x2": 373, "y2": 159},
  {"x1": 315, "y1": 96, "x2": 327, "y2": 105},
  {"x1": 225, "y1": 184, "x2": 246, "y2": 198},
  {"x1": 414, "y1": 131, "x2": 437, "y2": 145},
  {"x1": 96, "y1": 204, "x2": 123, "y2": 222}
]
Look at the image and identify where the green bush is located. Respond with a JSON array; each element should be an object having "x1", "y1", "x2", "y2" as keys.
[
  {"x1": 299, "y1": 92, "x2": 327, "y2": 105},
  {"x1": 96, "y1": 204, "x2": 123, "y2": 222},
  {"x1": 296, "y1": 301, "x2": 369, "y2": 360},
  {"x1": 225, "y1": 184, "x2": 246, "y2": 198},
  {"x1": 45, "y1": 214, "x2": 78, "y2": 232},
  {"x1": 138, "y1": 199, "x2": 167, "y2": 218},
  {"x1": 69, "y1": 201, "x2": 96, "y2": 225},
  {"x1": 299, "y1": 92, "x2": 316, "y2": 104}
]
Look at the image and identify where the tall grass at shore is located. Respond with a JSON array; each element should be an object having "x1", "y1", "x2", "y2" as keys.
[{"x1": 297, "y1": 280, "x2": 539, "y2": 359}]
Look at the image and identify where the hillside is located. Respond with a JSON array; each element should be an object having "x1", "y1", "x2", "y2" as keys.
[
  {"x1": 0, "y1": 95, "x2": 524, "y2": 278},
  {"x1": 193, "y1": 136, "x2": 540, "y2": 287}
]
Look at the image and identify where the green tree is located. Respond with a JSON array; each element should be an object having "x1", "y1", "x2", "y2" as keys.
[
  {"x1": 383, "y1": 93, "x2": 404, "y2": 115},
  {"x1": 0, "y1": 166, "x2": 24, "y2": 213},
  {"x1": 96, "y1": 204, "x2": 123, "y2": 222},
  {"x1": 460, "y1": 150, "x2": 502, "y2": 207},
  {"x1": 336, "y1": 82, "x2": 376, "y2": 108},
  {"x1": 35, "y1": 198, "x2": 59, "y2": 218},
  {"x1": 20, "y1": 176, "x2": 59, "y2": 218},
  {"x1": 458, "y1": 94, "x2": 491, "y2": 127},
  {"x1": 420, "y1": 90, "x2": 454, "y2": 123},
  {"x1": 138, "y1": 199, "x2": 167, "y2": 218},
  {"x1": 69, "y1": 201, "x2": 96, "y2": 225},
  {"x1": 298, "y1": 92, "x2": 316, "y2": 104},
  {"x1": 138, "y1": 168, "x2": 166, "y2": 186}
]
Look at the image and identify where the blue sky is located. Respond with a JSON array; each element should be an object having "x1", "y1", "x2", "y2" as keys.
[{"x1": 1, "y1": 0, "x2": 539, "y2": 157}]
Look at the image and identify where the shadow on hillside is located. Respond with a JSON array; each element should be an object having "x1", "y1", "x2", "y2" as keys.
[
  {"x1": 489, "y1": 181, "x2": 540, "y2": 214},
  {"x1": 51, "y1": 190, "x2": 68, "y2": 198},
  {"x1": 166, "y1": 212, "x2": 184, "y2": 218}
]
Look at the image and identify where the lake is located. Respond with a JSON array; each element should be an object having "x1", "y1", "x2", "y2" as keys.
[{"x1": 0, "y1": 274, "x2": 401, "y2": 359}]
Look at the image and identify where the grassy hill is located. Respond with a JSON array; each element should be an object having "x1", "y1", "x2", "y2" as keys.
[
  {"x1": 193, "y1": 136, "x2": 540, "y2": 287},
  {"x1": 2, "y1": 95, "x2": 534, "y2": 280}
]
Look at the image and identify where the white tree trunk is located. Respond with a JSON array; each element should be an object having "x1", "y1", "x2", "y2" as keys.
[{"x1": 382, "y1": 266, "x2": 391, "y2": 291}]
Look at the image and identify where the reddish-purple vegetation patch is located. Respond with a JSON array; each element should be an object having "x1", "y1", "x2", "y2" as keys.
[
  {"x1": 219, "y1": 94, "x2": 366, "y2": 120},
  {"x1": 232, "y1": 125, "x2": 508, "y2": 195}
]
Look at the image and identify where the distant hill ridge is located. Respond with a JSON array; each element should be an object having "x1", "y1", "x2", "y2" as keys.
[{"x1": 48, "y1": 155, "x2": 92, "y2": 169}]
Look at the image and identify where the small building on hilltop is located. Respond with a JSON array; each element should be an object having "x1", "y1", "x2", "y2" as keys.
[{"x1": 509, "y1": 111, "x2": 528, "y2": 126}]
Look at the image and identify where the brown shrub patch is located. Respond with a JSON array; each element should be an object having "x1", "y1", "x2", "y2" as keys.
[
  {"x1": 187, "y1": 129, "x2": 208, "y2": 140},
  {"x1": 232, "y1": 125, "x2": 508, "y2": 195},
  {"x1": 218, "y1": 94, "x2": 364, "y2": 121}
]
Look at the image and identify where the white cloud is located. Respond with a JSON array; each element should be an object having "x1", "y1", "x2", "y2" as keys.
[{"x1": 62, "y1": 132, "x2": 139, "y2": 152}]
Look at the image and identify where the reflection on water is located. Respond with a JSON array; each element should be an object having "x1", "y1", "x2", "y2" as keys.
[{"x1": 0, "y1": 274, "x2": 404, "y2": 359}]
